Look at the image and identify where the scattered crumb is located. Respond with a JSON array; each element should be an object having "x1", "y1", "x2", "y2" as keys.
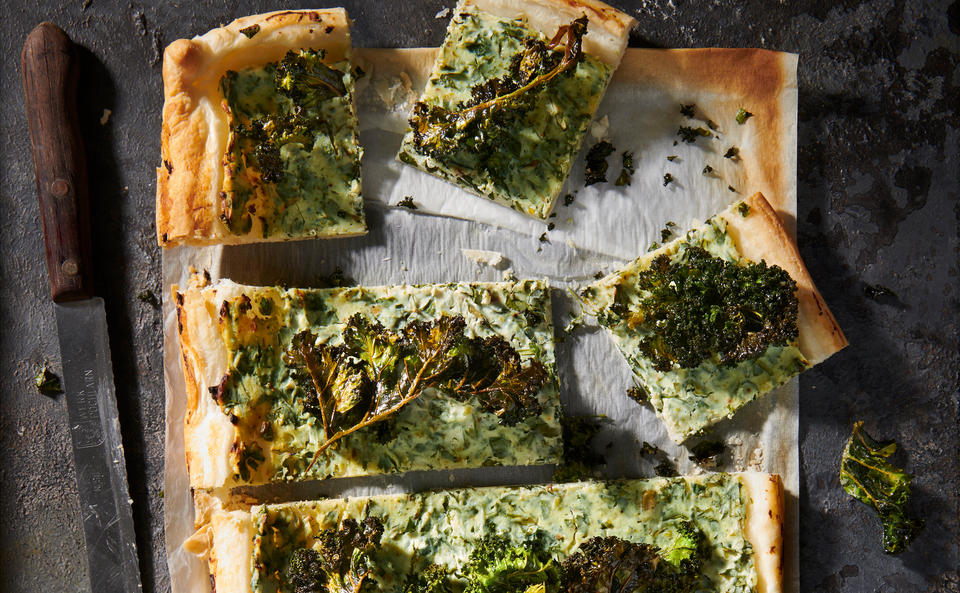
[
  {"x1": 435, "y1": 7, "x2": 452, "y2": 18},
  {"x1": 99, "y1": 108, "x2": 112, "y2": 125},
  {"x1": 589, "y1": 115, "x2": 609, "y2": 140},
  {"x1": 461, "y1": 248, "x2": 504, "y2": 268}
]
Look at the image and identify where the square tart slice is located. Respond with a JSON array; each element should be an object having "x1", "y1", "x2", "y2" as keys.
[
  {"x1": 397, "y1": 0, "x2": 635, "y2": 220},
  {"x1": 584, "y1": 193, "x2": 847, "y2": 442},
  {"x1": 188, "y1": 473, "x2": 785, "y2": 593},
  {"x1": 174, "y1": 279, "x2": 561, "y2": 489},
  {"x1": 156, "y1": 9, "x2": 365, "y2": 247}
]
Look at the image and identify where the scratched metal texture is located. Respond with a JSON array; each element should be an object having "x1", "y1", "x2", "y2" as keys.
[{"x1": 0, "y1": 1, "x2": 956, "y2": 592}]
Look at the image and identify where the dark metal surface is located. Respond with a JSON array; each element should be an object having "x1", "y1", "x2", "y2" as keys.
[
  {"x1": 0, "y1": 1, "x2": 956, "y2": 593},
  {"x1": 55, "y1": 299, "x2": 142, "y2": 593}
]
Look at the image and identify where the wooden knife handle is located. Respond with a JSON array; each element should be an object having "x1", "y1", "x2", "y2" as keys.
[{"x1": 22, "y1": 22, "x2": 94, "y2": 302}]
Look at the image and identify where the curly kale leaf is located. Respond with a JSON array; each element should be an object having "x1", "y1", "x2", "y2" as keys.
[
  {"x1": 285, "y1": 315, "x2": 547, "y2": 468},
  {"x1": 840, "y1": 422, "x2": 923, "y2": 554},
  {"x1": 561, "y1": 528, "x2": 703, "y2": 593},
  {"x1": 286, "y1": 517, "x2": 384, "y2": 593},
  {"x1": 275, "y1": 49, "x2": 347, "y2": 106},
  {"x1": 408, "y1": 17, "x2": 587, "y2": 163},
  {"x1": 442, "y1": 334, "x2": 546, "y2": 425},
  {"x1": 34, "y1": 365, "x2": 63, "y2": 396},
  {"x1": 463, "y1": 534, "x2": 561, "y2": 593},
  {"x1": 600, "y1": 246, "x2": 799, "y2": 371}
]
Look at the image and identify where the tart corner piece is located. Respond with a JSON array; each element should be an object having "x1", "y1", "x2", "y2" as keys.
[
  {"x1": 397, "y1": 0, "x2": 636, "y2": 220},
  {"x1": 156, "y1": 9, "x2": 365, "y2": 247},
  {"x1": 588, "y1": 193, "x2": 846, "y2": 442}
]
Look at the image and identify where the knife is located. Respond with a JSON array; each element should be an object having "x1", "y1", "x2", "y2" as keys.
[{"x1": 22, "y1": 22, "x2": 142, "y2": 593}]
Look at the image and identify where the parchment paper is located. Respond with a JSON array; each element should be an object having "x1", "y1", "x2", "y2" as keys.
[{"x1": 163, "y1": 48, "x2": 799, "y2": 593}]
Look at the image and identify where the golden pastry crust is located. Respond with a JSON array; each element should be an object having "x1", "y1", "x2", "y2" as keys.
[
  {"x1": 464, "y1": 0, "x2": 636, "y2": 65},
  {"x1": 612, "y1": 49, "x2": 798, "y2": 228},
  {"x1": 156, "y1": 9, "x2": 358, "y2": 247},
  {"x1": 719, "y1": 192, "x2": 847, "y2": 365},
  {"x1": 742, "y1": 472, "x2": 785, "y2": 593}
]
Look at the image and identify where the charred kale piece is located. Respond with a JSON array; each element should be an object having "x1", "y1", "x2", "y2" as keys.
[
  {"x1": 561, "y1": 526, "x2": 703, "y2": 593},
  {"x1": 408, "y1": 18, "x2": 587, "y2": 165},
  {"x1": 275, "y1": 49, "x2": 347, "y2": 106},
  {"x1": 284, "y1": 314, "x2": 547, "y2": 469},
  {"x1": 840, "y1": 422, "x2": 923, "y2": 554},
  {"x1": 401, "y1": 565, "x2": 452, "y2": 593},
  {"x1": 286, "y1": 517, "x2": 384, "y2": 593},
  {"x1": 599, "y1": 246, "x2": 799, "y2": 371}
]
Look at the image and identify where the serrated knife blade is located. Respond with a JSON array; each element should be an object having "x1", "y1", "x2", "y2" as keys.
[{"x1": 22, "y1": 22, "x2": 142, "y2": 593}]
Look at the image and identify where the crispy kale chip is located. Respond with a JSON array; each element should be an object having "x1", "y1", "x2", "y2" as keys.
[
  {"x1": 561, "y1": 527, "x2": 703, "y2": 593},
  {"x1": 598, "y1": 246, "x2": 799, "y2": 371},
  {"x1": 275, "y1": 49, "x2": 347, "y2": 106},
  {"x1": 284, "y1": 314, "x2": 547, "y2": 467},
  {"x1": 554, "y1": 414, "x2": 607, "y2": 482},
  {"x1": 463, "y1": 534, "x2": 561, "y2": 593},
  {"x1": 840, "y1": 421, "x2": 923, "y2": 554},
  {"x1": 286, "y1": 517, "x2": 384, "y2": 593},
  {"x1": 584, "y1": 140, "x2": 615, "y2": 186},
  {"x1": 409, "y1": 18, "x2": 587, "y2": 165}
]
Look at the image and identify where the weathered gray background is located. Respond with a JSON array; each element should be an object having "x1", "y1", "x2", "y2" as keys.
[{"x1": 0, "y1": 1, "x2": 957, "y2": 592}]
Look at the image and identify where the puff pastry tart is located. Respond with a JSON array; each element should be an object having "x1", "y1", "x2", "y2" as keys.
[
  {"x1": 397, "y1": 0, "x2": 636, "y2": 219},
  {"x1": 156, "y1": 9, "x2": 365, "y2": 247},
  {"x1": 584, "y1": 192, "x2": 847, "y2": 442},
  {"x1": 187, "y1": 473, "x2": 785, "y2": 593},
  {"x1": 174, "y1": 278, "x2": 561, "y2": 489}
]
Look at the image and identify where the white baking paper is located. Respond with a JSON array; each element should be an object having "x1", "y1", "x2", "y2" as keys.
[{"x1": 164, "y1": 48, "x2": 799, "y2": 593}]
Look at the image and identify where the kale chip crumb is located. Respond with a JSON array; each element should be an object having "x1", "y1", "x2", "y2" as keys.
[
  {"x1": 626, "y1": 385, "x2": 649, "y2": 405},
  {"x1": 34, "y1": 365, "x2": 63, "y2": 396},
  {"x1": 554, "y1": 414, "x2": 607, "y2": 482},
  {"x1": 137, "y1": 289, "x2": 159, "y2": 307},
  {"x1": 677, "y1": 126, "x2": 710, "y2": 143},
  {"x1": 724, "y1": 146, "x2": 740, "y2": 159},
  {"x1": 666, "y1": 155, "x2": 678, "y2": 162},
  {"x1": 584, "y1": 140, "x2": 616, "y2": 185},
  {"x1": 563, "y1": 193, "x2": 576, "y2": 206},
  {"x1": 238, "y1": 24, "x2": 260, "y2": 39},
  {"x1": 864, "y1": 283, "x2": 898, "y2": 301},
  {"x1": 397, "y1": 196, "x2": 418, "y2": 210},
  {"x1": 539, "y1": 232, "x2": 550, "y2": 244},
  {"x1": 702, "y1": 165, "x2": 715, "y2": 176},
  {"x1": 737, "y1": 202, "x2": 750, "y2": 217},
  {"x1": 688, "y1": 440, "x2": 725, "y2": 467},
  {"x1": 736, "y1": 108, "x2": 753, "y2": 124},
  {"x1": 680, "y1": 103, "x2": 696, "y2": 117},
  {"x1": 662, "y1": 173, "x2": 675, "y2": 187},
  {"x1": 615, "y1": 151, "x2": 635, "y2": 186},
  {"x1": 316, "y1": 266, "x2": 355, "y2": 288}
]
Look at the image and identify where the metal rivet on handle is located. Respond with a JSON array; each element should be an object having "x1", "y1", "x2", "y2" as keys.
[
  {"x1": 51, "y1": 178, "x2": 70, "y2": 197},
  {"x1": 61, "y1": 259, "x2": 79, "y2": 276}
]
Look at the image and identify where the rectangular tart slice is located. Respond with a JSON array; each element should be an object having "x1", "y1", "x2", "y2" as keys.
[
  {"x1": 174, "y1": 279, "x2": 561, "y2": 488},
  {"x1": 583, "y1": 193, "x2": 847, "y2": 442},
  {"x1": 157, "y1": 9, "x2": 365, "y2": 246},
  {"x1": 189, "y1": 473, "x2": 784, "y2": 593},
  {"x1": 397, "y1": 0, "x2": 635, "y2": 219}
]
